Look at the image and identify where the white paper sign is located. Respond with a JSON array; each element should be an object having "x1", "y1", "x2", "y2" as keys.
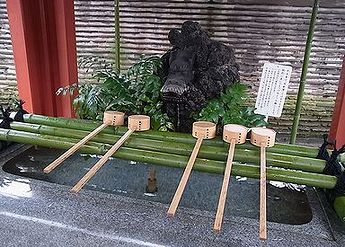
[{"x1": 255, "y1": 63, "x2": 292, "y2": 118}]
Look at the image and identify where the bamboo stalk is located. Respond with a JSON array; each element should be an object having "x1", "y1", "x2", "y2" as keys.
[
  {"x1": 114, "y1": 0, "x2": 121, "y2": 72},
  {"x1": 21, "y1": 114, "x2": 319, "y2": 158},
  {"x1": 0, "y1": 128, "x2": 337, "y2": 189},
  {"x1": 10, "y1": 121, "x2": 326, "y2": 173},
  {"x1": 290, "y1": 0, "x2": 319, "y2": 144}
]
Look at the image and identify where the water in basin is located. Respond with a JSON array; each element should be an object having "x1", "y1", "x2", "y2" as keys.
[{"x1": 2, "y1": 146, "x2": 312, "y2": 225}]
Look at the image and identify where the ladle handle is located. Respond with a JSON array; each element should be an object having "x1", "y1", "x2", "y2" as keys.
[
  {"x1": 213, "y1": 138, "x2": 236, "y2": 233},
  {"x1": 70, "y1": 128, "x2": 134, "y2": 193},
  {"x1": 259, "y1": 145, "x2": 267, "y2": 240},
  {"x1": 167, "y1": 137, "x2": 203, "y2": 217},
  {"x1": 43, "y1": 123, "x2": 108, "y2": 173}
]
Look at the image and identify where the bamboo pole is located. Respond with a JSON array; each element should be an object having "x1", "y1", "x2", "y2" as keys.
[
  {"x1": 0, "y1": 128, "x2": 337, "y2": 189},
  {"x1": 290, "y1": 0, "x2": 319, "y2": 144},
  {"x1": 20, "y1": 114, "x2": 319, "y2": 158},
  {"x1": 10, "y1": 121, "x2": 326, "y2": 173},
  {"x1": 114, "y1": 0, "x2": 121, "y2": 72}
]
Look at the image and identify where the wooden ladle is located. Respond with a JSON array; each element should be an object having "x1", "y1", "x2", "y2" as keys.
[
  {"x1": 70, "y1": 115, "x2": 150, "y2": 193},
  {"x1": 43, "y1": 111, "x2": 125, "y2": 173},
  {"x1": 213, "y1": 124, "x2": 247, "y2": 233},
  {"x1": 250, "y1": 127, "x2": 276, "y2": 240},
  {"x1": 167, "y1": 121, "x2": 216, "y2": 217}
]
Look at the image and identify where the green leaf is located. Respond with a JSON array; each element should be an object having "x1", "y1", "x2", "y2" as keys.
[
  {"x1": 194, "y1": 82, "x2": 266, "y2": 128},
  {"x1": 68, "y1": 55, "x2": 174, "y2": 131}
]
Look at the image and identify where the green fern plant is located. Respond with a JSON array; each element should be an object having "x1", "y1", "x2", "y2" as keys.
[{"x1": 58, "y1": 55, "x2": 174, "y2": 131}]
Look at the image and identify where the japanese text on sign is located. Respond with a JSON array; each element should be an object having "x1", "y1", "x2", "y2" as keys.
[{"x1": 255, "y1": 63, "x2": 292, "y2": 118}]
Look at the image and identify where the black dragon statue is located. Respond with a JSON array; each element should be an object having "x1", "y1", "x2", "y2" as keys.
[{"x1": 159, "y1": 21, "x2": 240, "y2": 132}]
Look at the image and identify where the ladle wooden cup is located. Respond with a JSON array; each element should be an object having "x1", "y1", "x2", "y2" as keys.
[
  {"x1": 250, "y1": 127, "x2": 276, "y2": 240},
  {"x1": 213, "y1": 124, "x2": 247, "y2": 233},
  {"x1": 70, "y1": 115, "x2": 150, "y2": 193},
  {"x1": 167, "y1": 121, "x2": 216, "y2": 217},
  {"x1": 43, "y1": 111, "x2": 125, "y2": 173}
]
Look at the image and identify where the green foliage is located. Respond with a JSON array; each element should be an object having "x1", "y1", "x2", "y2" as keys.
[
  {"x1": 196, "y1": 82, "x2": 267, "y2": 127},
  {"x1": 58, "y1": 55, "x2": 174, "y2": 131},
  {"x1": 58, "y1": 56, "x2": 263, "y2": 131}
]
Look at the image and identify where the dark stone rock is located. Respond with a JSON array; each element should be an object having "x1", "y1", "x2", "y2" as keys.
[{"x1": 160, "y1": 21, "x2": 240, "y2": 132}]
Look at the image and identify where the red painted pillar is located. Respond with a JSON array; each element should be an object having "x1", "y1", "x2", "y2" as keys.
[
  {"x1": 6, "y1": 0, "x2": 77, "y2": 117},
  {"x1": 329, "y1": 55, "x2": 345, "y2": 149}
]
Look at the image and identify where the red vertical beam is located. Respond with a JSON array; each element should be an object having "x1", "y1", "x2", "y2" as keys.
[
  {"x1": 51, "y1": 0, "x2": 77, "y2": 117},
  {"x1": 6, "y1": 0, "x2": 55, "y2": 115},
  {"x1": 329, "y1": 55, "x2": 345, "y2": 149},
  {"x1": 6, "y1": 0, "x2": 77, "y2": 117}
]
